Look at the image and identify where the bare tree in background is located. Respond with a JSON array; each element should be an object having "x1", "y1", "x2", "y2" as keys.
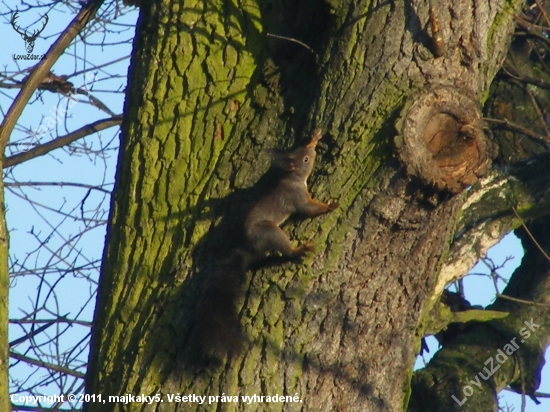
[
  {"x1": 2, "y1": 0, "x2": 550, "y2": 411},
  {"x1": 1, "y1": 0, "x2": 134, "y2": 410}
]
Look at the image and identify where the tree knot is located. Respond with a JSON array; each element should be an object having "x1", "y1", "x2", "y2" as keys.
[{"x1": 396, "y1": 87, "x2": 492, "y2": 193}]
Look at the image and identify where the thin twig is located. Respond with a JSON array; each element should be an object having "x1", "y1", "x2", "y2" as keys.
[
  {"x1": 501, "y1": 65, "x2": 550, "y2": 91},
  {"x1": 512, "y1": 207, "x2": 550, "y2": 262},
  {"x1": 266, "y1": 33, "x2": 314, "y2": 53},
  {"x1": 0, "y1": 0, "x2": 105, "y2": 151},
  {"x1": 533, "y1": 0, "x2": 550, "y2": 28},
  {"x1": 523, "y1": 84, "x2": 550, "y2": 139},
  {"x1": 9, "y1": 321, "x2": 57, "y2": 348},
  {"x1": 9, "y1": 318, "x2": 92, "y2": 327},
  {"x1": 496, "y1": 294, "x2": 550, "y2": 307},
  {"x1": 9, "y1": 352, "x2": 85, "y2": 378},
  {"x1": 484, "y1": 117, "x2": 550, "y2": 149},
  {"x1": 5, "y1": 181, "x2": 112, "y2": 194}
]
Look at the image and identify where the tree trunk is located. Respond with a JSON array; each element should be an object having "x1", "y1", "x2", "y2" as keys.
[
  {"x1": 0, "y1": 177, "x2": 10, "y2": 412},
  {"x1": 85, "y1": 0, "x2": 533, "y2": 411}
]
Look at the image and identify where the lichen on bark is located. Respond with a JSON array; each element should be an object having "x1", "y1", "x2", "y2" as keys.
[{"x1": 84, "y1": 1, "x2": 536, "y2": 412}]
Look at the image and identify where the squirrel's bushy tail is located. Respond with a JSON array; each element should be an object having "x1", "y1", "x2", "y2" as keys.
[{"x1": 193, "y1": 249, "x2": 255, "y2": 360}]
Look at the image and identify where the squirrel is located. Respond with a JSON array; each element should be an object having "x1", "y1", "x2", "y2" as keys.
[
  {"x1": 244, "y1": 128, "x2": 338, "y2": 259},
  {"x1": 193, "y1": 128, "x2": 337, "y2": 362}
]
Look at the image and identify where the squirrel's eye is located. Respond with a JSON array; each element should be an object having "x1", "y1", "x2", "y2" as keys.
[{"x1": 304, "y1": 156, "x2": 309, "y2": 163}]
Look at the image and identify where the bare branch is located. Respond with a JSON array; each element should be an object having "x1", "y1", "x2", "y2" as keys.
[
  {"x1": 5, "y1": 181, "x2": 111, "y2": 194},
  {"x1": 3, "y1": 116, "x2": 122, "y2": 168},
  {"x1": 512, "y1": 206, "x2": 550, "y2": 262},
  {"x1": 9, "y1": 320, "x2": 57, "y2": 348},
  {"x1": 9, "y1": 352, "x2": 85, "y2": 378},
  {"x1": 0, "y1": 0, "x2": 106, "y2": 151},
  {"x1": 438, "y1": 152, "x2": 550, "y2": 289}
]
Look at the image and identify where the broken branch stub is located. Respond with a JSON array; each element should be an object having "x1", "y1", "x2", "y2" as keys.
[{"x1": 395, "y1": 87, "x2": 492, "y2": 193}]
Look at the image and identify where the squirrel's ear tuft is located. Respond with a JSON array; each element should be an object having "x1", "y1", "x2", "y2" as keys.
[{"x1": 306, "y1": 128, "x2": 323, "y2": 148}]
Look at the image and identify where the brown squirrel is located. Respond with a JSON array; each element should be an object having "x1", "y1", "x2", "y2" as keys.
[
  {"x1": 194, "y1": 129, "x2": 337, "y2": 361},
  {"x1": 244, "y1": 128, "x2": 338, "y2": 259}
]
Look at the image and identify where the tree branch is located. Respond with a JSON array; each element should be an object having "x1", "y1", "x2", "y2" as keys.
[
  {"x1": 0, "y1": 0, "x2": 105, "y2": 152},
  {"x1": 3, "y1": 116, "x2": 122, "y2": 168},
  {"x1": 412, "y1": 215, "x2": 550, "y2": 411},
  {"x1": 436, "y1": 152, "x2": 550, "y2": 291},
  {"x1": 9, "y1": 352, "x2": 85, "y2": 378}
]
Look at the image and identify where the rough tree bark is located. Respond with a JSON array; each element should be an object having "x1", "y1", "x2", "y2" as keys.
[
  {"x1": 409, "y1": 10, "x2": 550, "y2": 410},
  {"x1": 0, "y1": 177, "x2": 10, "y2": 412},
  {"x1": 84, "y1": 0, "x2": 549, "y2": 411}
]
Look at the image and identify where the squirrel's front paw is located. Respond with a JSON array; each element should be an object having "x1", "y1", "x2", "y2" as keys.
[
  {"x1": 327, "y1": 202, "x2": 339, "y2": 212},
  {"x1": 294, "y1": 241, "x2": 315, "y2": 258}
]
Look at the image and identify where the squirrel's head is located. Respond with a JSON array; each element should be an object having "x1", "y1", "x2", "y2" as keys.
[
  {"x1": 269, "y1": 129, "x2": 322, "y2": 178},
  {"x1": 270, "y1": 147, "x2": 316, "y2": 178},
  {"x1": 287, "y1": 147, "x2": 316, "y2": 178}
]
